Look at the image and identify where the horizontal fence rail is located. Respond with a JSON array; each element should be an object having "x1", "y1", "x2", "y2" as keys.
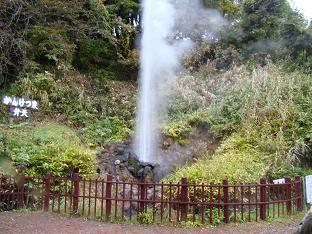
[{"x1": 0, "y1": 173, "x2": 303, "y2": 225}]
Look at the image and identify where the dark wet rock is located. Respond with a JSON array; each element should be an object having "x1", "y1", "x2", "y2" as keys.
[
  {"x1": 296, "y1": 207, "x2": 312, "y2": 234},
  {"x1": 124, "y1": 205, "x2": 138, "y2": 217},
  {"x1": 139, "y1": 162, "x2": 148, "y2": 167},
  {"x1": 97, "y1": 143, "x2": 161, "y2": 182},
  {"x1": 139, "y1": 162, "x2": 157, "y2": 168},
  {"x1": 115, "y1": 144, "x2": 127, "y2": 153},
  {"x1": 127, "y1": 166, "x2": 135, "y2": 174},
  {"x1": 143, "y1": 166, "x2": 153, "y2": 182},
  {"x1": 97, "y1": 126, "x2": 219, "y2": 182},
  {"x1": 137, "y1": 168, "x2": 144, "y2": 178}
]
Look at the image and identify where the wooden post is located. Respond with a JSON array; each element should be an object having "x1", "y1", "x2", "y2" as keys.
[
  {"x1": 72, "y1": 173, "x2": 79, "y2": 214},
  {"x1": 260, "y1": 178, "x2": 267, "y2": 221},
  {"x1": 295, "y1": 176, "x2": 303, "y2": 211},
  {"x1": 285, "y1": 177, "x2": 292, "y2": 214},
  {"x1": 105, "y1": 175, "x2": 112, "y2": 221},
  {"x1": 17, "y1": 173, "x2": 25, "y2": 208},
  {"x1": 223, "y1": 179, "x2": 229, "y2": 223},
  {"x1": 43, "y1": 173, "x2": 51, "y2": 212},
  {"x1": 139, "y1": 178, "x2": 146, "y2": 213},
  {"x1": 180, "y1": 177, "x2": 189, "y2": 221}
]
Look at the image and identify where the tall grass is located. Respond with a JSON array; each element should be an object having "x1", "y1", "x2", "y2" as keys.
[{"x1": 166, "y1": 62, "x2": 312, "y2": 183}]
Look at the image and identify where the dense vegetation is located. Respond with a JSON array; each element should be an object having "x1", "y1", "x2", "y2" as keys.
[
  {"x1": 165, "y1": 63, "x2": 311, "y2": 184},
  {"x1": 0, "y1": 0, "x2": 311, "y2": 181}
]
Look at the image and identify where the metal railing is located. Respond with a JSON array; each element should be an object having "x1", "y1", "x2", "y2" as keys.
[{"x1": 0, "y1": 173, "x2": 303, "y2": 224}]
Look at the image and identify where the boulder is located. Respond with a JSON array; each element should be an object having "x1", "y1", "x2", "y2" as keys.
[
  {"x1": 97, "y1": 143, "x2": 161, "y2": 182},
  {"x1": 296, "y1": 207, "x2": 312, "y2": 234}
]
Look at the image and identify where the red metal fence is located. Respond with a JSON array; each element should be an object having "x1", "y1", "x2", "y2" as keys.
[{"x1": 0, "y1": 173, "x2": 303, "y2": 225}]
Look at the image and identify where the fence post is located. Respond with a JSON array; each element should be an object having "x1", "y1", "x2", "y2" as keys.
[
  {"x1": 285, "y1": 177, "x2": 292, "y2": 214},
  {"x1": 72, "y1": 173, "x2": 79, "y2": 214},
  {"x1": 295, "y1": 176, "x2": 303, "y2": 211},
  {"x1": 223, "y1": 179, "x2": 229, "y2": 223},
  {"x1": 105, "y1": 174, "x2": 112, "y2": 221},
  {"x1": 43, "y1": 173, "x2": 51, "y2": 212},
  {"x1": 17, "y1": 173, "x2": 25, "y2": 208},
  {"x1": 180, "y1": 177, "x2": 189, "y2": 221},
  {"x1": 139, "y1": 178, "x2": 146, "y2": 213},
  {"x1": 260, "y1": 178, "x2": 266, "y2": 221}
]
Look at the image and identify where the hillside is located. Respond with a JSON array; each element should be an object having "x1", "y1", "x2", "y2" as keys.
[{"x1": 0, "y1": 0, "x2": 311, "y2": 182}]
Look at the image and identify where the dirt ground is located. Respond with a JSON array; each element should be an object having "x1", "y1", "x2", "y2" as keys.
[{"x1": 0, "y1": 211, "x2": 300, "y2": 234}]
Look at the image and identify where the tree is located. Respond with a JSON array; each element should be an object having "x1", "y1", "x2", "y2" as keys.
[
  {"x1": 240, "y1": 0, "x2": 292, "y2": 42},
  {"x1": 0, "y1": 0, "x2": 37, "y2": 88},
  {"x1": 105, "y1": 0, "x2": 140, "y2": 21},
  {"x1": 219, "y1": 0, "x2": 311, "y2": 66},
  {"x1": 202, "y1": 0, "x2": 241, "y2": 19}
]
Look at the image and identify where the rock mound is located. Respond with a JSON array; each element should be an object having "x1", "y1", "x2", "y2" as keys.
[{"x1": 97, "y1": 144, "x2": 161, "y2": 182}]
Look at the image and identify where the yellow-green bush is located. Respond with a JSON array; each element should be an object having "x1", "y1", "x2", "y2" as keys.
[
  {"x1": 80, "y1": 117, "x2": 131, "y2": 146},
  {"x1": 24, "y1": 144, "x2": 96, "y2": 177},
  {"x1": 164, "y1": 134, "x2": 267, "y2": 184},
  {"x1": 164, "y1": 110, "x2": 212, "y2": 144},
  {"x1": 0, "y1": 123, "x2": 96, "y2": 178},
  {"x1": 166, "y1": 63, "x2": 311, "y2": 183}
]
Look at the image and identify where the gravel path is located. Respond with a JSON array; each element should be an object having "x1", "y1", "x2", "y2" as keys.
[{"x1": 0, "y1": 211, "x2": 300, "y2": 234}]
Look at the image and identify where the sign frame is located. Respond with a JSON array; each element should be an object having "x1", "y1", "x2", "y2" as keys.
[
  {"x1": 1, "y1": 95, "x2": 39, "y2": 124},
  {"x1": 305, "y1": 175, "x2": 312, "y2": 205}
]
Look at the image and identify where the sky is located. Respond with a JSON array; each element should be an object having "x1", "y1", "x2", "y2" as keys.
[{"x1": 289, "y1": 0, "x2": 312, "y2": 20}]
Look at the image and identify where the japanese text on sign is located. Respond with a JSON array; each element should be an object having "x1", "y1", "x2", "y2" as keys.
[
  {"x1": 273, "y1": 178, "x2": 285, "y2": 184},
  {"x1": 2, "y1": 96, "x2": 39, "y2": 118},
  {"x1": 9, "y1": 107, "x2": 31, "y2": 118}
]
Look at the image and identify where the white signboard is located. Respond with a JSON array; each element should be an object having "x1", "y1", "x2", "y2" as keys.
[
  {"x1": 305, "y1": 175, "x2": 312, "y2": 204},
  {"x1": 273, "y1": 178, "x2": 285, "y2": 184},
  {"x1": 1, "y1": 96, "x2": 39, "y2": 119}
]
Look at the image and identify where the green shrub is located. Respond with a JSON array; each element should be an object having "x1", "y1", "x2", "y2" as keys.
[
  {"x1": 27, "y1": 26, "x2": 75, "y2": 67},
  {"x1": 31, "y1": 124, "x2": 81, "y2": 145},
  {"x1": 180, "y1": 220, "x2": 202, "y2": 228},
  {"x1": 138, "y1": 208, "x2": 153, "y2": 225},
  {"x1": 9, "y1": 73, "x2": 54, "y2": 109},
  {"x1": 5, "y1": 66, "x2": 137, "y2": 130},
  {"x1": 73, "y1": 39, "x2": 117, "y2": 72},
  {"x1": 80, "y1": 117, "x2": 131, "y2": 146},
  {"x1": 166, "y1": 63, "x2": 311, "y2": 184},
  {"x1": 7, "y1": 71, "x2": 100, "y2": 126},
  {"x1": 180, "y1": 208, "x2": 223, "y2": 227},
  {"x1": 85, "y1": 0, "x2": 110, "y2": 29},
  {"x1": 164, "y1": 134, "x2": 267, "y2": 185},
  {"x1": 106, "y1": 0, "x2": 140, "y2": 20},
  {"x1": 24, "y1": 144, "x2": 96, "y2": 177},
  {"x1": 8, "y1": 72, "x2": 91, "y2": 123},
  {"x1": 164, "y1": 122, "x2": 192, "y2": 145},
  {"x1": 0, "y1": 148, "x2": 15, "y2": 176},
  {"x1": 210, "y1": 207, "x2": 223, "y2": 226},
  {"x1": 164, "y1": 110, "x2": 212, "y2": 144},
  {"x1": 1, "y1": 123, "x2": 96, "y2": 178}
]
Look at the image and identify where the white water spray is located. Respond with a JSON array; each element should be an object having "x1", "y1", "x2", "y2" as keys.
[
  {"x1": 135, "y1": 0, "x2": 178, "y2": 162},
  {"x1": 135, "y1": 0, "x2": 174, "y2": 162},
  {"x1": 135, "y1": 0, "x2": 228, "y2": 163}
]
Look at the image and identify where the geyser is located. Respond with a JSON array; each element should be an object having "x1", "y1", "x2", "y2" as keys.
[
  {"x1": 134, "y1": 0, "x2": 179, "y2": 162},
  {"x1": 135, "y1": 0, "x2": 228, "y2": 163}
]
